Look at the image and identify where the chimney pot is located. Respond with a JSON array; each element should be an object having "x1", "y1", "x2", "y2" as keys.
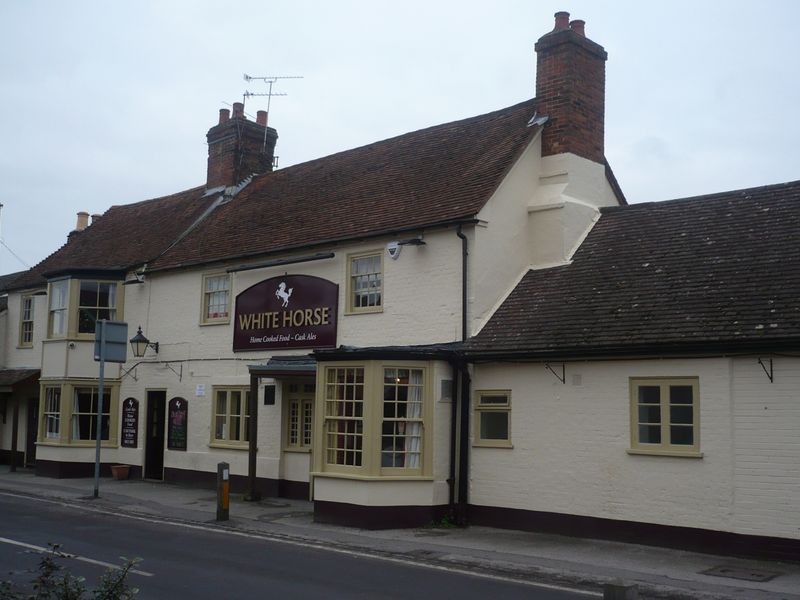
[
  {"x1": 232, "y1": 102, "x2": 245, "y2": 119},
  {"x1": 554, "y1": 11, "x2": 570, "y2": 30},
  {"x1": 219, "y1": 108, "x2": 230, "y2": 124},
  {"x1": 75, "y1": 211, "x2": 89, "y2": 232},
  {"x1": 570, "y1": 19, "x2": 585, "y2": 36},
  {"x1": 90, "y1": 213, "x2": 102, "y2": 225},
  {"x1": 256, "y1": 110, "x2": 267, "y2": 126}
]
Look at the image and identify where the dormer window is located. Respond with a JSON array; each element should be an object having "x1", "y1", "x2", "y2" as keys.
[
  {"x1": 78, "y1": 281, "x2": 117, "y2": 334},
  {"x1": 46, "y1": 278, "x2": 123, "y2": 339},
  {"x1": 48, "y1": 280, "x2": 69, "y2": 337}
]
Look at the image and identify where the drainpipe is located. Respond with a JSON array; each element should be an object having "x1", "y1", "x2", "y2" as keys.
[
  {"x1": 456, "y1": 225, "x2": 468, "y2": 342},
  {"x1": 246, "y1": 372, "x2": 261, "y2": 501},
  {"x1": 454, "y1": 225, "x2": 471, "y2": 524},
  {"x1": 447, "y1": 360, "x2": 458, "y2": 512}
]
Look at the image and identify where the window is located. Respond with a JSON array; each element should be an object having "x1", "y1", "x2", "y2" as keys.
[
  {"x1": 286, "y1": 382, "x2": 314, "y2": 450},
  {"x1": 47, "y1": 279, "x2": 123, "y2": 338},
  {"x1": 381, "y1": 368, "x2": 423, "y2": 468},
  {"x1": 19, "y1": 295, "x2": 34, "y2": 347},
  {"x1": 71, "y1": 387, "x2": 111, "y2": 441},
  {"x1": 202, "y1": 274, "x2": 231, "y2": 324},
  {"x1": 347, "y1": 252, "x2": 382, "y2": 313},
  {"x1": 474, "y1": 390, "x2": 511, "y2": 447},
  {"x1": 48, "y1": 280, "x2": 68, "y2": 337},
  {"x1": 318, "y1": 361, "x2": 431, "y2": 476},
  {"x1": 212, "y1": 387, "x2": 250, "y2": 446},
  {"x1": 630, "y1": 378, "x2": 700, "y2": 455},
  {"x1": 323, "y1": 367, "x2": 365, "y2": 466},
  {"x1": 43, "y1": 387, "x2": 61, "y2": 440},
  {"x1": 38, "y1": 382, "x2": 119, "y2": 445},
  {"x1": 78, "y1": 281, "x2": 117, "y2": 334}
]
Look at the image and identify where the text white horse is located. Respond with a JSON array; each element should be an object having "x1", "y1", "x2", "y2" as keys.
[{"x1": 276, "y1": 282, "x2": 293, "y2": 307}]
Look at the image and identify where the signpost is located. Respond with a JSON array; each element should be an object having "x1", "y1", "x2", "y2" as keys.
[{"x1": 93, "y1": 320, "x2": 128, "y2": 499}]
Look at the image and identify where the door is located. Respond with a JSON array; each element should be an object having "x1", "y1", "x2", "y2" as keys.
[
  {"x1": 145, "y1": 390, "x2": 166, "y2": 480},
  {"x1": 25, "y1": 397, "x2": 38, "y2": 467}
]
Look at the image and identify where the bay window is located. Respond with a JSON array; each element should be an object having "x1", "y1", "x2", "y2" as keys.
[{"x1": 318, "y1": 361, "x2": 431, "y2": 476}]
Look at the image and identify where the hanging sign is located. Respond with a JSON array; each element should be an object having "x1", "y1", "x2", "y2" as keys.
[
  {"x1": 121, "y1": 398, "x2": 139, "y2": 448},
  {"x1": 167, "y1": 397, "x2": 188, "y2": 451},
  {"x1": 233, "y1": 275, "x2": 338, "y2": 351}
]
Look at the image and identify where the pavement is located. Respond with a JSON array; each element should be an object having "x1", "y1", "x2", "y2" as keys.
[{"x1": 0, "y1": 466, "x2": 798, "y2": 600}]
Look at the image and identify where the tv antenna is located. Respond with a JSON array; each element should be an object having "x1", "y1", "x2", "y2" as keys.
[{"x1": 242, "y1": 74, "x2": 303, "y2": 130}]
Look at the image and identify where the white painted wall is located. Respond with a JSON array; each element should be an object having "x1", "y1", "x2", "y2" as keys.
[
  {"x1": 471, "y1": 145, "x2": 619, "y2": 336},
  {"x1": 470, "y1": 356, "x2": 800, "y2": 541}
]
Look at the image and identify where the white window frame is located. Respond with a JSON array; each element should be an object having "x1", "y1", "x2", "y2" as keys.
[
  {"x1": 285, "y1": 381, "x2": 315, "y2": 451},
  {"x1": 19, "y1": 295, "x2": 34, "y2": 347},
  {"x1": 346, "y1": 251, "x2": 383, "y2": 314},
  {"x1": 43, "y1": 387, "x2": 61, "y2": 440},
  {"x1": 315, "y1": 361, "x2": 432, "y2": 477},
  {"x1": 628, "y1": 377, "x2": 701, "y2": 457},
  {"x1": 48, "y1": 280, "x2": 69, "y2": 338},
  {"x1": 201, "y1": 273, "x2": 231, "y2": 325},
  {"x1": 211, "y1": 387, "x2": 250, "y2": 448},
  {"x1": 473, "y1": 390, "x2": 512, "y2": 448},
  {"x1": 77, "y1": 280, "x2": 117, "y2": 334},
  {"x1": 38, "y1": 381, "x2": 120, "y2": 447}
]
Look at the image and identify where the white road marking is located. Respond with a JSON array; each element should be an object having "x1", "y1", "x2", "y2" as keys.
[
  {"x1": 0, "y1": 535, "x2": 154, "y2": 577},
  {"x1": 0, "y1": 491, "x2": 599, "y2": 596}
]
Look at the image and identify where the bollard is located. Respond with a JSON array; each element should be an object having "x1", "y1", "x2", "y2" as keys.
[
  {"x1": 216, "y1": 462, "x2": 230, "y2": 521},
  {"x1": 603, "y1": 581, "x2": 638, "y2": 600}
]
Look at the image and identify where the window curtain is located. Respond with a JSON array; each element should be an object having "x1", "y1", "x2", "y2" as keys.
[{"x1": 404, "y1": 370, "x2": 423, "y2": 468}]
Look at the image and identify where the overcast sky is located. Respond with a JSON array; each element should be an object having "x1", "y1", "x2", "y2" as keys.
[{"x1": 1, "y1": 0, "x2": 798, "y2": 275}]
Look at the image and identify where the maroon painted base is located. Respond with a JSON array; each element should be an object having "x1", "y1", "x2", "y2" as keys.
[
  {"x1": 314, "y1": 500, "x2": 449, "y2": 529},
  {"x1": 469, "y1": 504, "x2": 800, "y2": 562},
  {"x1": 35, "y1": 459, "x2": 143, "y2": 480}
]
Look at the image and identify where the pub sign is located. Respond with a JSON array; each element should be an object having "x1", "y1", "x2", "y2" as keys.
[{"x1": 234, "y1": 275, "x2": 338, "y2": 351}]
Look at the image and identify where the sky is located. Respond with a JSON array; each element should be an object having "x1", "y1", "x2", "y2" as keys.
[{"x1": 1, "y1": 0, "x2": 799, "y2": 275}]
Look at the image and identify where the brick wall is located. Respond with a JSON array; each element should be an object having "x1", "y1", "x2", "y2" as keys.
[{"x1": 535, "y1": 15, "x2": 607, "y2": 164}]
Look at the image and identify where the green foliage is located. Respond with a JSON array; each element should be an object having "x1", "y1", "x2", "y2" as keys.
[{"x1": 0, "y1": 544, "x2": 139, "y2": 600}]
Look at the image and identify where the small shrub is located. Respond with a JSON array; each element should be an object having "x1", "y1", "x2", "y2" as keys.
[{"x1": 0, "y1": 544, "x2": 139, "y2": 600}]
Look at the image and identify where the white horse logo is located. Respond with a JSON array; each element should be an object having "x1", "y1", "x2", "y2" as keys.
[{"x1": 276, "y1": 282, "x2": 293, "y2": 307}]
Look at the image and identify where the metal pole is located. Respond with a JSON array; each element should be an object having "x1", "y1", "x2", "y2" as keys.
[
  {"x1": 217, "y1": 462, "x2": 230, "y2": 521},
  {"x1": 10, "y1": 399, "x2": 19, "y2": 473},
  {"x1": 93, "y1": 321, "x2": 106, "y2": 498}
]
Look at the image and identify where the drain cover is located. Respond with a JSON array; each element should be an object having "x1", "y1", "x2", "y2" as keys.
[{"x1": 701, "y1": 565, "x2": 782, "y2": 582}]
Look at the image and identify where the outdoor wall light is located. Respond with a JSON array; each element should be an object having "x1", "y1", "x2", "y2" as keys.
[{"x1": 130, "y1": 326, "x2": 159, "y2": 357}]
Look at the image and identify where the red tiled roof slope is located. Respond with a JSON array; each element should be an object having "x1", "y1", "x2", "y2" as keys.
[
  {"x1": 468, "y1": 180, "x2": 800, "y2": 356},
  {"x1": 150, "y1": 99, "x2": 540, "y2": 270},
  {"x1": 10, "y1": 186, "x2": 214, "y2": 290}
]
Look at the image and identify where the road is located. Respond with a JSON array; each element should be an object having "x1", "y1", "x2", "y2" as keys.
[{"x1": 0, "y1": 492, "x2": 598, "y2": 599}]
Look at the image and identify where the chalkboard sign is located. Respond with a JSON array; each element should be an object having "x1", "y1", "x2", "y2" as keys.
[
  {"x1": 121, "y1": 398, "x2": 139, "y2": 448},
  {"x1": 167, "y1": 397, "x2": 188, "y2": 451}
]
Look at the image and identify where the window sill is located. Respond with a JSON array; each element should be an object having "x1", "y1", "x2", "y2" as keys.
[
  {"x1": 626, "y1": 448, "x2": 703, "y2": 459},
  {"x1": 344, "y1": 307, "x2": 383, "y2": 316},
  {"x1": 209, "y1": 441, "x2": 249, "y2": 451},
  {"x1": 199, "y1": 319, "x2": 231, "y2": 327},
  {"x1": 16, "y1": 345, "x2": 34, "y2": 350},
  {"x1": 311, "y1": 471, "x2": 433, "y2": 482},
  {"x1": 38, "y1": 441, "x2": 118, "y2": 448},
  {"x1": 283, "y1": 447, "x2": 312, "y2": 453},
  {"x1": 473, "y1": 441, "x2": 513, "y2": 449}
]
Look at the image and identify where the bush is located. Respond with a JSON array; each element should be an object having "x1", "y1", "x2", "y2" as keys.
[{"x1": 0, "y1": 544, "x2": 139, "y2": 600}]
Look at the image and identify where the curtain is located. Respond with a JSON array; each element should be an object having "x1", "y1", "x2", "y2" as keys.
[{"x1": 404, "y1": 370, "x2": 423, "y2": 468}]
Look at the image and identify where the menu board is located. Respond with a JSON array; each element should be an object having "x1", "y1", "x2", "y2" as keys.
[
  {"x1": 167, "y1": 397, "x2": 188, "y2": 451},
  {"x1": 121, "y1": 398, "x2": 139, "y2": 448}
]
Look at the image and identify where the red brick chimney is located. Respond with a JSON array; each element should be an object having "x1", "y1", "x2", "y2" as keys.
[
  {"x1": 206, "y1": 102, "x2": 278, "y2": 189},
  {"x1": 535, "y1": 11, "x2": 607, "y2": 164}
]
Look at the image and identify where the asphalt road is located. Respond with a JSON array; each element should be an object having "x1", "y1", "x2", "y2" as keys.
[{"x1": 0, "y1": 493, "x2": 596, "y2": 599}]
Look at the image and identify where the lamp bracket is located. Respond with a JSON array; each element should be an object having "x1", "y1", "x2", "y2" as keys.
[
  {"x1": 758, "y1": 357, "x2": 774, "y2": 383},
  {"x1": 164, "y1": 362, "x2": 182, "y2": 381}
]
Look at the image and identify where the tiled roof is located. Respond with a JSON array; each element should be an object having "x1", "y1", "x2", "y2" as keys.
[
  {"x1": 148, "y1": 99, "x2": 541, "y2": 270},
  {"x1": 468, "y1": 180, "x2": 800, "y2": 357},
  {"x1": 0, "y1": 368, "x2": 40, "y2": 387},
  {"x1": 9, "y1": 187, "x2": 215, "y2": 291}
]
